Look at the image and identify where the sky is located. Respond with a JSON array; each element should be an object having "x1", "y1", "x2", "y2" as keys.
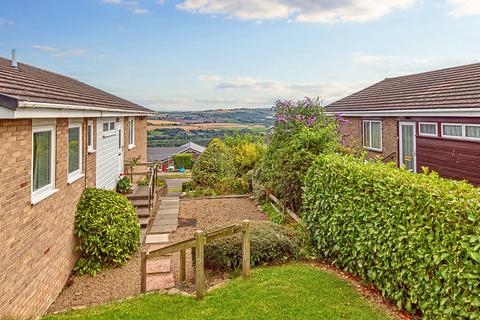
[{"x1": 0, "y1": 0, "x2": 480, "y2": 111}]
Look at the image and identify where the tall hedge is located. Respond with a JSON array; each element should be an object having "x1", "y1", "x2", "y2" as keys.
[{"x1": 303, "y1": 154, "x2": 480, "y2": 319}]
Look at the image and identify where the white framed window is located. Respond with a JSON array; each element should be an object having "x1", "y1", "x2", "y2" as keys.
[
  {"x1": 128, "y1": 117, "x2": 135, "y2": 149},
  {"x1": 442, "y1": 123, "x2": 480, "y2": 141},
  {"x1": 102, "y1": 120, "x2": 116, "y2": 137},
  {"x1": 87, "y1": 120, "x2": 95, "y2": 153},
  {"x1": 363, "y1": 120, "x2": 382, "y2": 152},
  {"x1": 419, "y1": 122, "x2": 438, "y2": 137},
  {"x1": 32, "y1": 125, "x2": 57, "y2": 204},
  {"x1": 68, "y1": 122, "x2": 83, "y2": 183}
]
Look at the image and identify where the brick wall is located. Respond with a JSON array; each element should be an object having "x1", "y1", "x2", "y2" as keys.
[
  {"x1": 0, "y1": 119, "x2": 88, "y2": 318},
  {"x1": 124, "y1": 116, "x2": 148, "y2": 180},
  {"x1": 342, "y1": 116, "x2": 399, "y2": 164},
  {"x1": 85, "y1": 118, "x2": 97, "y2": 187}
]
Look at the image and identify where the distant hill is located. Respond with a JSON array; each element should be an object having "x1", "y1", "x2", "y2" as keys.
[{"x1": 148, "y1": 108, "x2": 274, "y2": 147}]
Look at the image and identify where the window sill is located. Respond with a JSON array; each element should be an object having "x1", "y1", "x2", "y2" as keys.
[
  {"x1": 364, "y1": 147, "x2": 383, "y2": 153},
  {"x1": 88, "y1": 149, "x2": 96, "y2": 154},
  {"x1": 103, "y1": 132, "x2": 115, "y2": 138},
  {"x1": 31, "y1": 188, "x2": 58, "y2": 205},
  {"x1": 128, "y1": 144, "x2": 136, "y2": 150},
  {"x1": 68, "y1": 173, "x2": 85, "y2": 185}
]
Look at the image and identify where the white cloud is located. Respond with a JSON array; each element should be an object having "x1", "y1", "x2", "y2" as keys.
[
  {"x1": 447, "y1": 0, "x2": 480, "y2": 16},
  {"x1": 198, "y1": 74, "x2": 223, "y2": 81},
  {"x1": 176, "y1": 0, "x2": 417, "y2": 23},
  {"x1": 101, "y1": 0, "x2": 150, "y2": 15},
  {"x1": 130, "y1": 7, "x2": 150, "y2": 14},
  {"x1": 32, "y1": 44, "x2": 58, "y2": 52},
  {"x1": 351, "y1": 52, "x2": 385, "y2": 65},
  {"x1": 32, "y1": 45, "x2": 97, "y2": 58},
  {"x1": 102, "y1": 0, "x2": 123, "y2": 4},
  {"x1": 0, "y1": 18, "x2": 13, "y2": 29}
]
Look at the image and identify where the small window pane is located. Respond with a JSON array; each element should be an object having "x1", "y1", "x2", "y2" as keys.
[
  {"x1": 87, "y1": 124, "x2": 93, "y2": 147},
  {"x1": 420, "y1": 123, "x2": 437, "y2": 135},
  {"x1": 110, "y1": 122, "x2": 115, "y2": 130},
  {"x1": 33, "y1": 131, "x2": 51, "y2": 191},
  {"x1": 68, "y1": 127, "x2": 80, "y2": 173},
  {"x1": 363, "y1": 122, "x2": 370, "y2": 147},
  {"x1": 371, "y1": 122, "x2": 381, "y2": 150},
  {"x1": 443, "y1": 125, "x2": 462, "y2": 137},
  {"x1": 103, "y1": 122, "x2": 109, "y2": 132},
  {"x1": 466, "y1": 126, "x2": 480, "y2": 139}
]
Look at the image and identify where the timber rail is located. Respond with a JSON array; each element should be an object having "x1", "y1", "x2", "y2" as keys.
[{"x1": 141, "y1": 220, "x2": 251, "y2": 299}]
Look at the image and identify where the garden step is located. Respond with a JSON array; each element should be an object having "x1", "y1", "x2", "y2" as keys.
[
  {"x1": 126, "y1": 193, "x2": 149, "y2": 201},
  {"x1": 153, "y1": 218, "x2": 178, "y2": 226},
  {"x1": 146, "y1": 257, "x2": 171, "y2": 274},
  {"x1": 130, "y1": 199, "x2": 149, "y2": 208},
  {"x1": 146, "y1": 273, "x2": 175, "y2": 292},
  {"x1": 157, "y1": 209, "x2": 178, "y2": 216},
  {"x1": 150, "y1": 225, "x2": 177, "y2": 234},
  {"x1": 136, "y1": 208, "x2": 150, "y2": 218},
  {"x1": 139, "y1": 217, "x2": 149, "y2": 228},
  {"x1": 146, "y1": 233, "x2": 170, "y2": 244},
  {"x1": 160, "y1": 197, "x2": 180, "y2": 202},
  {"x1": 156, "y1": 214, "x2": 178, "y2": 220}
]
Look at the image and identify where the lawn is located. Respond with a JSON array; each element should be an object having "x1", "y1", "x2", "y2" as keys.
[{"x1": 44, "y1": 264, "x2": 394, "y2": 320}]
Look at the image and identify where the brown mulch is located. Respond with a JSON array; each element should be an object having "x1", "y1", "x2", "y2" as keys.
[
  {"x1": 170, "y1": 197, "x2": 268, "y2": 291},
  {"x1": 47, "y1": 253, "x2": 141, "y2": 314}
]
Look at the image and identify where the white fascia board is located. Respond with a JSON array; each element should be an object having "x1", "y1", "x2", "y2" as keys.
[
  {"x1": 0, "y1": 107, "x2": 15, "y2": 118},
  {"x1": 328, "y1": 108, "x2": 480, "y2": 117}
]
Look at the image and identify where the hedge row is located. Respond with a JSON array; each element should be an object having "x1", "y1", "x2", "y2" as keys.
[{"x1": 302, "y1": 154, "x2": 480, "y2": 319}]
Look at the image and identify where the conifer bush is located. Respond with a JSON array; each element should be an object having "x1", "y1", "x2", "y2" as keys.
[{"x1": 303, "y1": 154, "x2": 480, "y2": 319}]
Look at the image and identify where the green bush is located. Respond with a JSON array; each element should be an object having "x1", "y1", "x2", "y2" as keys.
[
  {"x1": 74, "y1": 188, "x2": 140, "y2": 275},
  {"x1": 174, "y1": 153, "x2": 193, "y2": 169},
  {"x1": 261, "y1": 202, "x2": 286, "y2": 224},
  {"x1": 116, "y1": 176, "x2": 132, "y2": 194},
  {"x1": 303, "y1": 154, "x2": 480, "y2": 319},
  {"x1": 202, "y1": 222, "x2": 300, "y2": 271}
]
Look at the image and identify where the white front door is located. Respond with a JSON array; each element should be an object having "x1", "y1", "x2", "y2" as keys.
[
  {"x1": 117, "y1": 121, "x2": 124, "y2": 174},
  {"x1": 399, "y1": 122, "x2": 416, "y2": 172},
  {"x1": 96, "y1": 118, "x2": 121, "y2": 189}
]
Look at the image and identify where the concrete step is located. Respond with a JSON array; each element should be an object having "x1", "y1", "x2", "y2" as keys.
[
  {"x1": 146, "y1": 273, "x2": 175, "y2": 292},
  {"x1": 130, "y1": 199, "x2": 149, "y2": 208},
  {"x1": 152, "y1": 218, "x2": 178, "y2": 226},
  {"x1": 156, "y1": 213, "x2": 178, "y2": 220},
  {"x1": 146, "y1": 233, "x2": 169, "y2": 244},
  {"x1": 146, "y1": 257, "x2": 171, "y2": 274},
  {"x1": 127, "y1": 194, "x2": 149, "y2": 201},
  {"x1": 139, "y1": 217, "x2": 149, "y2": 228},
  {"x1": 150, "y1": 225, "x2": 177, "y2": 234},
  {"x1": 136, "y1": 207, "x2": 150, "y2": 218},
  {"x1": 157, "y1": 209, "x2": 178, "y2": 216}
]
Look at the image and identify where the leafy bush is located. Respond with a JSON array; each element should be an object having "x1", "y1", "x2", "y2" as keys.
[
  {"x1": 255, "y1": 98, "x2": 341, "y2": 212},
  {"x1": 261, "y1": 202, "x2": 286, "y2": 224},
  {"x1": 116, "y1": 176, "x2": 132, "y2": 194},
  {"x1": 202, "y1": 222, "x2": 300, "y2": 271},
  {"x1": 174, "y1": 153, "x2": 193, "y2": 169},
  {"x1": 74, "y1": 188, "x2": 140, "y2": 275},
  {"x1": 303, "y1": 154, "x2": 480, "y2": 319}
]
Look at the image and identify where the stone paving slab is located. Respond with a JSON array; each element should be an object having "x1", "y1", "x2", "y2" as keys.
[
  {"x1": 146, "y1": 273, "x2": 175, "y2": 292},
  {"x1": 147, "y1": 257, "x2": 171, "y2": 273},
  {"x1": 146, "y1": 233, "x2": 170, "y2": 244},
  {"x1": 150, "y1": 225, "x2": 177, "y2": 234},
  {"x1": 153, "y1": 218, "x2": 178, "y2": 226},
  {"x1": 159, "y1": 203, "x2": 180, "y2": 209},
  {"x1": 157, "y1": 209, "x2": 178, "y2": 216},
  {"x1": 160, "y1": 197, "x2": 180, "y2": 202}
]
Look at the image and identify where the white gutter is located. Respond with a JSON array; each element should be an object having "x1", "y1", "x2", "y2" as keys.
[
  {"x1": 18, "y1": 101, "x2": 154, "y2": 115},
  {"x1": 328, "y1": 108, "x2": 480, "y2": 117}
]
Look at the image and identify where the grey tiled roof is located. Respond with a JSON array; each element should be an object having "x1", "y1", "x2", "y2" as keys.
[{"x1": 148, "y1": 142, "x2": 206, "y2": 162}]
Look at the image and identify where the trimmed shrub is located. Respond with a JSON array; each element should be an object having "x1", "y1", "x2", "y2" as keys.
[
  {"x1": 202, "y1": 222, "x2": 300, "y2": 271},
  {"x1": 303, "y1": 154, "x2": 480, "y2": 319},
  {"x1": 174, "y1": 153, "x2": 193, "y2": 169},
  {"x1": 74, "y1": 188, "x2": 140, "y2": 275}
]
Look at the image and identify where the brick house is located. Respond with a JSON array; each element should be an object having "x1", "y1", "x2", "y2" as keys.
[
  {"x1": 327, "y1": 62, "x2": 480, "y2": 185},
  {"x1": 148, "y1": 142, "x2": 205, "y2": 171},
  {"x1": 0, "y1": 55, "x2": 153, "y2": 318}
]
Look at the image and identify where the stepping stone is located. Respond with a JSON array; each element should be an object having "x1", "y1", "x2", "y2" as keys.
[
  {"x1": 157, "y1": 214, "x2": 178, "y2": 220},
  {"x1": 146, "y1": 233, "x2": 169, "y2": 244},
  {"x1": 139, "y1": 217, "x2": 149, "y2": 227},
  {"x1": 159, "y1": 203, "x2": 179, "y2": 209},
  {"x1": 160, "y1": 197, "x2": 179, "y2": 202},
  {"x1": 157, "y1": 209, "x2": 178, "y2": 216},
  {"x1": 147, "y1": 257, "x2": 171, "y2": 273},
  {"x1": 146, "y1": 273, "x2": 175, "y2": 291},
  {"x1": 150, "y1": 225, "x2": 177, "y2": 234},
  {"x1": 147, "y1": 243, "x2": 169, "y2": 252}
]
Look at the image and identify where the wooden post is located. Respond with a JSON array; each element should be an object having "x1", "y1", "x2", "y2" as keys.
[
  {"x1": 141, "y1": 250, "x2": 147, "y2": 293},
  {"x1": 195, "y1": 230, "x2": 206, "y2": 299},
  {"x1": 242, "y1": 220, "x2": 251, "y2": 279},
  {"x1": 180, "y1": 249, "x2": 186, "y2": 283}
]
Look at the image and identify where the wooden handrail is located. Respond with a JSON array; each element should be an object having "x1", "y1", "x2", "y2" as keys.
[
  {"x1": 267, "y1": 191, "x2": 301, "y2": 223},
  {"x1": 141, "y1": 220, "x2": 251, "y2": 298}
]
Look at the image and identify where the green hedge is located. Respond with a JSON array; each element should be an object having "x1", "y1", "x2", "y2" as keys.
[
  {"x1": 74, "y1": 188, "x2": 140, "y2": 275},
  {"x1": 302, "y1": 154, "x2": 480, "y2": 319},
  {"x1": 202, "y1": 222, "x2": 300, "y2": 271}
]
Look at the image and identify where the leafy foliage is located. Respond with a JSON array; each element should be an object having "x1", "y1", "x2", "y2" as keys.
[
  {"x1": 261, "y1": 202, "x2": 286, "y2": 224},
  {"x1": 202, "y1": 222, "x2": 300, "y2": 271},
  {"x1": 302, "y1": 154, "x2": 480, "y2": 319},
  {"x1": 74, "y1": 188, "x2": 140, "y2": 276},
  {"x1": 174, "y1": 153, "x2": 193, "y2": 169},
  {"x1": 116, "y1": 176, "x2": 132, "y2": 194},
  {"x1": 255, "y1": 98, "x2": 341, "y2": 212}
]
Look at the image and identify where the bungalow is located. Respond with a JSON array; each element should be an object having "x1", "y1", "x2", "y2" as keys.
[
  {"x1": 148, "y1": 141, "x2": 205, "y2": 171},
  {"x1": 0, "y1": 53, "x2": 153, "y2": 318},
  {"x1": 327, "y1": 62, "x2": 480, "y2": 185}
]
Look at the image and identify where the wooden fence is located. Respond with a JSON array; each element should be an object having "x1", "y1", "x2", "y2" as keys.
[
  {"x1": 141, "y1": 220, "x2": 251, "y2": 299},
  {"x1": 266, "y1": 192, "x2": 301, "y2": 223}
]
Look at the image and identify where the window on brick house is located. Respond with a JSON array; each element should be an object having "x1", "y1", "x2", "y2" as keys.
[
  {"x1": 32, "y1": 124, "x2": 56, "y2": 204},
  {"x1": 87, "y1": 121, "x2": 94, "y2": 152},
  {"x1": 68, "y1": 122, "x2": 83, "y2": 183},
  {"x1": 128, "y1": 117, "x2": 135, "y2": 149},
  {"x1": 363, "y1": 120, "x2": 382, "y2": 151}
]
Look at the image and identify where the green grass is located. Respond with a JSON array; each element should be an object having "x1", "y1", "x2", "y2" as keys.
[
  {"x1": 44, "y1": 264, "x2": 393, "y2": 320},
  {"x1": 161, "y1": 173, "x2": 192, "y2": 179}
]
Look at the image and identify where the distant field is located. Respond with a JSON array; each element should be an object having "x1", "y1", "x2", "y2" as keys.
[
  {"x1": 149, "y1": 120, "x2": 181, "y2": 125},
  {"x1": 148, "y1": 122, "x2": 266, "y2": 132}
]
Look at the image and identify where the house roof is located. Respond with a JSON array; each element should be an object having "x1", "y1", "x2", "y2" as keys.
[
  {"x1": 327, "y1": 62, "x2": 480, "y2": 113},
  {"x1": 148, "y1": 142, "x2": 206, "y2": 162},
  {"x1": 0, "y1": 56, "x2": 152, "y2": 113}
]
